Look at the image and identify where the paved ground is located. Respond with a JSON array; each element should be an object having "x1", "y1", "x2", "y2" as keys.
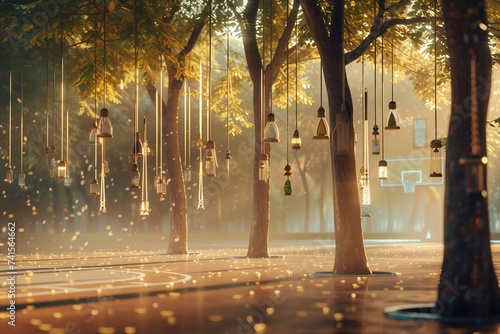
[{"x1": 1, "y1": 235, "x2": 500, "y2": 333}]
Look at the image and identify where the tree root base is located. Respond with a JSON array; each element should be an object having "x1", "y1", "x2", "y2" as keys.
[{"x1": 384, "y1": 303, "x2": 500, "y2": 324}]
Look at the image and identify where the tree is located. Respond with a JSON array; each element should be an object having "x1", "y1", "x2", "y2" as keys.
[
  {"x1": 232, "y1": 0, "x2": 301, "y2": 257},
  {"x1": 436, "y1": 0, "x2": 500, "y2": 318}
]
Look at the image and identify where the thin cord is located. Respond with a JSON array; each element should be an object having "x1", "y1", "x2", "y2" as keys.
[
  {"x1": 46, "y1": 49, "x2": 49, "y2": 150},
  {"x1": 103, "y1": 0, "x2": 107, "y2": 108},
  {"x1": 184, "y1": 80, "x2": 187, "y2": 168},
  {"x1": 20, "y1": 70, "x2": 24, "y2": 174},
  {"x1": 52, "y1": 32, "x2": 56, "y2": 151},
  {"x1": 226, "y1": 29, "x2": 230, "y2": 153},
  {"x1": 391, "y1": 34, "x2": 394, "y2": 100},
  {"x1": 286, "y1": 0, "x2": 289, "y2": 164},
  {"x1": 319, "y1": 60, "x2": 323, "y2": 106},
  {"x1": 295, "y1": 18, "x2": 298, "y2": 131},
  {"x1": 8, "y1": 57, "x2": 12, "y2": 168},
  {"x1": 381, "y1": 35, "x2": 385, "y2": 159},
  {"x1": 94, "y1": 18, "x2": 98, "y2": 180},
  {"x1": 434, "y1": 0, "x2": 438, "y2": 140},
  {"x1": 159, "y1": 57, "x2": 163, "y2": 176},
  {"x1": 208, "y1": 0, "x2": 212, "y2": 140},
  {"x1": 134, "y1": 0, "x2": 139, "y2": 163},
  {"x1": 60, "y1": 13, "x2": 65, "y2": 163},
  {"x1": 373, "y1": 0, "x2": 377, "y2": 127}
]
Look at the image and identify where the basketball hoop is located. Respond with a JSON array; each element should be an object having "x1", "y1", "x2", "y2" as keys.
[{"x1": 403, "y1": 180, "x2": 416, "y2": 193}]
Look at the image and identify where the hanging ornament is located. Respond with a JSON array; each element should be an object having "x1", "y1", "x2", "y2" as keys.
[
  {"x1": 263, "y1": 113, "x2": 280, "y2": 142},
  {"x1": 386, "y1": 100, "x2": 400, "y2": 130},
  {"x1": 258, "y1": 153, "x2": 269, "y2": 182},
  {"x1": 313, "y1": 106, "x2": 330, "y2": 140}
]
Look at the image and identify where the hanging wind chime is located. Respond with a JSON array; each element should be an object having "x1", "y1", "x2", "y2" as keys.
[
  {"x1": 197, "y1": 61, "x2": 205, "y2": 209},
  {"x1": 18, "y1": 69, "x2": 26, "y2": 188},
  {"x1": 283, "y1": 0, "x2": 292, "y2": 196},
  {"x1": 5, "y1": 60, "x2": 13, "y2": 184},
  {"x1": 371, "y1": 1, "x2": 380, "y2": 156},
  {"x1": 90, "y1": 18, "x2": 100, "y2": 197},
  {"x1": 430, "y1": 0, "x2": 443, "y2": 178},
  {"x1": 386, "y1": 34, "x2": 400, "y2": 130},
  {"x1": 291, "y1": 18, "x2": 301, "y2": 150},
  {"x1": 360, "y1": 57, "x2": 371, "y2": 217},
  {"x1": 97, "y1": 0, "x2": 113, "y2": 213},
  {"x1": 258, "y1": 0, "x2": 270, "y2": 181},
  {"x1": 156, "y1": 56, "x2": 167, "y2": 197},
  {"x1": 313, "y1": 61, "x2": 329, "y2": 140},
  {"x1": 378, "y1": 36, "x2": 388, "y2": 180},
  {"x1": 183, "y1": 80, "x2": 192, "y2": 182},
  {"x1": 204, "y1": 1, "x2": 217, "y2": 178},
  {"x1": 140, "y1": 116, "x2": 150, "y2": 215},
  {"x1": 57, "y1": 19, "x2": 67, "y2": 180},
  {"x1": 130, "y1": 2, "x2": 143, "y2": 189},
  {"x1": 225, "y1": 28, "x2": 232, "y2": 174}
]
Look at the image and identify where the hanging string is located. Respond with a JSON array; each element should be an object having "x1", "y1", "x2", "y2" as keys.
[
  {"x1": 197, "y1": 61, "x2": 204, "y2": 209},
  {"x1": 373, "y1": 0, "x2": 377, "y2": 129},
  {"x1": 294, "y1": 18, "x2": 299, "y2": 132},
  {"x1": 8, "y1": 56, "x2": 12, "y2": 170},
  {"x1": 99, "y1": 0, "x2": 107, "y2": 213},
  {"x1": 226, "y1": 27, "x2": 231, "y2": 170},
  {"x1": 381, "y1": 35, "x2": 385, "y2": 160},
  {"x1": 208, "y1": 0, "x2": 212, "y2": 141},
  {"x1": 391, "y1": 33, "x2": 395, "y2": 101},
  {"x1": 133, "y1": 0, "x2": 140, "y2": 164},
  {"x1": 52, "y1": 32, "x2": 56, "y2": 154},
  {"x1": 66, "y1": 110, "x2": 69, "y2": 180},
  {"x1": 285, "y1": 0, "x2": 290, "y2": 165},
  {"x1": 141, "y1": 116, "x2": 149, "y2": 214},
  {"x1": 60, "y1": 12, "x2": 65, "y2": 165},
  {"x1": 188, "y1": 84, "x2": 191, "y2": 169},
  {"x1": 20, "y1": 70, "x2": 24, "y2": 175},
  {"x1": 93, "y1": 18, "x2": 99, "y2": 182},
  {"x1": 45, "y1": 48, "x2": 49, "y2": 154},
  {"x1": 159, "y1": 57, "x2": 163, "y2": 178},
  {"x1": 183, "y1": 79, "x2": 187, "y2": 170},
  {"x1": 260, "y1": 0, "x2": 265, "y2": 154},
  {"x1": 433, "y1": 0, "x2": 438, "y2": 140}
]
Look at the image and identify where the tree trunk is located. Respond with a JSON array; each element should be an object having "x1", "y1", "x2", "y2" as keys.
[
  {"x1": 302, "y1": 0, "x2": 371, "y2": 274},
  {"x1": 436, "y1": 0, "x2": 500, "y2": 317},
  {"x1": 146, "y1": 66, "x2": 188, "y2": 254},
  {"x1": 241, "y1": 0, "x2": 300, "y2": 258},
  {"x1": 295, "y1": 154, "x2": 311, "y2": 232}
]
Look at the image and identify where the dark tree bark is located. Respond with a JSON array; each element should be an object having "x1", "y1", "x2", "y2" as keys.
[
  {"x1": 302, "y1": 0, "x2": 371, "y2": 274},
  {"x1": 437, "y1": 0, "x2": 500, "y2": 317}
]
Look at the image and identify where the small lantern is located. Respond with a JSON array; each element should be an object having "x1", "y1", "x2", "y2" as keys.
[
  {"x1": 292, "y1": 129, "x2": 301, "y2": 150},
  {"x1": 50, "y1": 157, "x2": 57, "y2": 178},
  {"x1": 97, "y1": 108, "x2": 113, "y2": 138},
  {"x1": 18, "y1": 173, "x2": 25, "y2": 187},
  {"x1": 49, "y1": 145, "x2": 56, "y2": 155},
  {"x1": 156, "y1": 178, "x2": 167, "y2": 197},
  {"x1": 184, "y1": 166, "x2": 192, "y2": 182},
  {"x1": 204, "y1": 140, "x2": 217, "y2": 177},
  {"x1": 284, "y1": 164, "x2": 292, "y2": 177},
  {"x1": 140, "y1": 200, "x2": 150, "y2": 216},
  {"x1": 459, "y1": 155, "x2": 487, "y2": 195},
  {"x1": 378, "y1": 160, "x2": 388, "y2": 180},
  {"x1": 371, "y1": 138, "x2": 380, "y2": 155},
  {"x1": 225, "y1": 150, "x2": 231, "y2": 172},
  {"x1": 263, "y1": 113, "x2": 280, "y2": 143},
  {"x1": 90, "y1": 178, "x2": 100, "y2": 196},
  {"x1": 258, "y1": 153, "x2": 269, "y2": 182},
  {"x1": 130, "y1": 163, "x2": 140, "y2": 188},
  {"x1": 5, "y1": 167, "x2": 13, "y2": 184},
  {"x1": 313, "y1": 106, "x2": 329, "y2": 140},
  {"x1": 429, "y1": 139, "x2": 443, "y2": 177},
  {"x1": 57, "y1": 160, "x2": 67, "y2": 178},
  {"x1": 131, "y1": 132, "x2": 143, "y2": 158},
  {"x1": 284, "y1": 178, "x2": 292, "y2": 196},
  {"x1": 64, "y1": 175, "x2": 72, "y2": 187},
  {"x1": 386, "y1": 101, "x2": 400, "y2": 130},
  {"x1": 372, "y1": 124, "x2": 380, "y2": 155}
]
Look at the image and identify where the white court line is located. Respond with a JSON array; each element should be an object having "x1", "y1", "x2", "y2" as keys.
[{"x1": 0, "y1": 268, "x2": 191, "y2": 300}]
